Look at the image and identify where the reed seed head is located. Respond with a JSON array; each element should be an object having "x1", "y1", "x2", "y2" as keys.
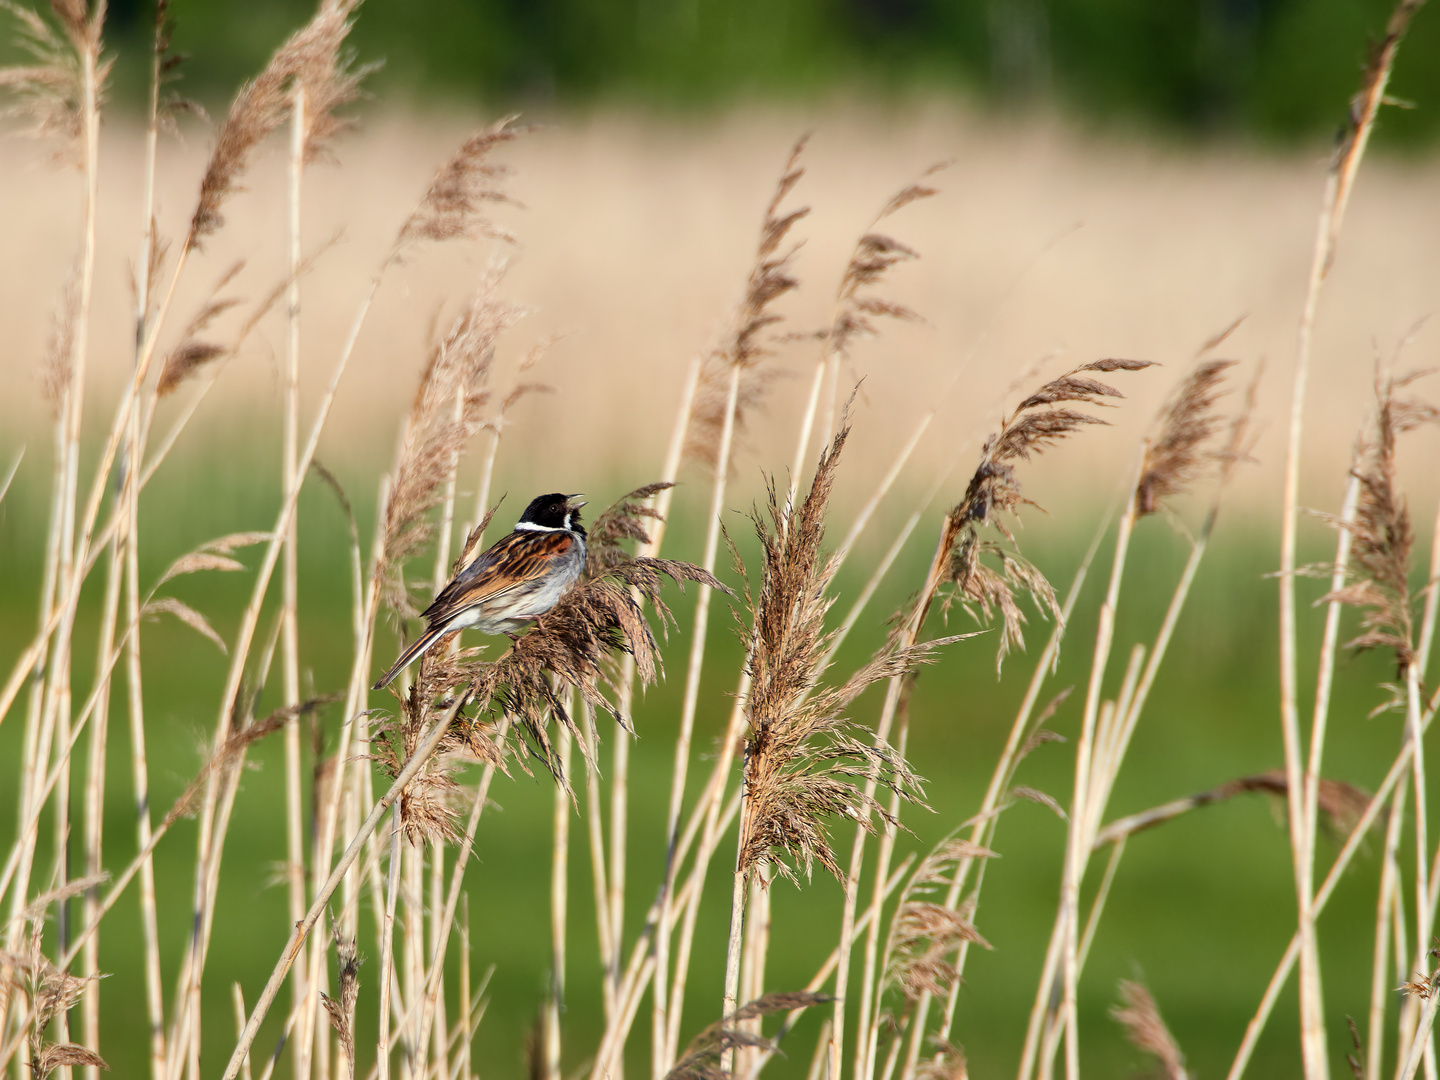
[
  {"x1": 1322, "y1": 368, "x2": 1437, "y2": 673},
  {"x1": 938, "y1": 359, "x2": 1152, "y2": 669},
  {"x1": 1136, "y1": 358, "x2": 1237, "y2": 516},
  {"x1": 1111, "y1": 980, "x2": 1189, "y2": 1080},
  {"x1": 686, "y1": 136, "x2": 809, "y2": 469}
]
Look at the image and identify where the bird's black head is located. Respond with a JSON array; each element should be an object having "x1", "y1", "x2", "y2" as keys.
[{"x1": 519, "y1": 493, "x2": 586, "y2": 536}]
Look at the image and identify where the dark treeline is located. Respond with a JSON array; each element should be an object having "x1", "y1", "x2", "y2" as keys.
[{"x1": 72, "y1": 0, "x2": 1440, "y2": 140}]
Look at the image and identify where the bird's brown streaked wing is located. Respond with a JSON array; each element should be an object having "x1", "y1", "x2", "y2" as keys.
[{"x1": 420, "y1": 529, "x2": 576, "y2": 626}]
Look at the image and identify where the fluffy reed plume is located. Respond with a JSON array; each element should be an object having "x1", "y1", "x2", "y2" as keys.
[
  {"x1": 188, "y1": 0, "x2": 361, "y2": 248},
  {"x1": 585, "y1": 482, "x2": 674, "y2": 577},
  {"x1": 319, "y1": 933, "x2": 361, "y2": 1077},
  {"x1": 684, "y1": 138, "x2": 809, "y2": 467},
  {"x1": 380, "y1": 280, "x2": 521, "y2": 617},
  {"x1": 392, "y1": 115, "x2": 525, "y2": 255},
  {"x1": 883, "y1": 838, "x2": 995, "y2": 1004},
  {"x1": 823, "y1": 164, "x2": 943, "y2": 359},
  {"x1": 942, "y1": 359, "x2": 1153, "y2": 667},
  {"x1": 41, "y1": 268, "x2": 79, "y2": 410},
  {"x1": 472, "y1": 554, "x2": 725, "y2": 784},
  {"x1": 1135, "y1": 359, "x2": 1238, "y2": 516},
  {"x1": 0, "y1": 906, "x2": 109, "y2": 1077},
  {"x1": 156, "y1": 260, "x2": 242, "y2": 396},
  {"x1": 666, "y1": 993, "x2": 831, "y2": 1080},
  {"x1": 1321, "y1": 370, "x2": 1437, "y2": 673},
  {"x1": 157, "y1": 242, "x2": 332, "y2": 399},
  {"x1": 1110, "y1": 980, "x2": 1189, "y2": 1080},
  {"x1": 735, "y1": 427, "x2": 952, "y2": 882},
  {"x1": 914, "y1": 1039, "x2": 969, "y2": 1080},
  {"x1": 0, "y1": 0, "x2": 107, "y2": 151}
]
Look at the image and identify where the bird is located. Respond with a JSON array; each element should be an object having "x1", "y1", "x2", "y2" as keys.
[{"x1": 372, "y1": 492, "x2": 588, "y2": 690}]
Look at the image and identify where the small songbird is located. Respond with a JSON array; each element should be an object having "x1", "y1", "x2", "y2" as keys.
[{"x1": 372, "y1": 493, "x2": 588, "y2": 690}]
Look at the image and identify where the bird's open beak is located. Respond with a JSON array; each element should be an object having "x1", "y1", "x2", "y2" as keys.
[{"x1": 567, "y1": 494, "x2": 587, "y2": 509}]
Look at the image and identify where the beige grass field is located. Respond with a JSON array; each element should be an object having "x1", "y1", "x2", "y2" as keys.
[{"x1": 3, "y1": 101, "x2": 1438, "y2": 523}]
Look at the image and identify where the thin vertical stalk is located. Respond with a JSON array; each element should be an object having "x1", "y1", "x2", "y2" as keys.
[
  {"x1": 377, "y1": 814, "x2": 402, "y2": 1080},
  {"x1": 224, "y1": 697, "x2": 472, "y2": 1080},
  {"x1": 857, "y1": 726, "x2": 909, "y2": 1080},
  {"x1": 80, "y1": 530, "x2": 123, "y2": 1080},
  {"x1": 458, "y1": 899, "x2": 473, "y2": 1080},
  {"x1": 582, "y1": 701, "x2": 615, "y2": 1020},
  {"x1": 1278, "y1": 8, "x2": 1424, "y2": 1073},
  {"x1": 833, "y1": 523, "x2": 952, "y2": 1080},
  {"x1": 655, "y1": 361, "x2": 741, "y2": 1073},
  {"x1": 430, "y1": 844, "x2": 449, "y2": 1080},
  {"x1": 631, "y1": 355, "x2": 702, "y2": 1073},
  {"x1": 1372, "y1": 787, "x2": 1409, "y2": 1080},
  {"x1": 1057, "y1": 477, "x2": 1139, "y2": 1080},
  {"x1": 547, "y1": 724, "x2": 574, "y2": 1080},
  {"x1": 284, "y1": 81, "x2": 310, "y2": 1080}
]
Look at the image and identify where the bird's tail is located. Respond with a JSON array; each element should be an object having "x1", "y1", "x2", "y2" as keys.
[{"x1": 372, "y1": 624, "x2": 452, "y2": 690}]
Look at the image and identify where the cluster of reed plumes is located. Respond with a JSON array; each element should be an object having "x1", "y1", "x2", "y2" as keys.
[{"x1": 2, "y1": 1, "x2": 1440, "y2": 1079}]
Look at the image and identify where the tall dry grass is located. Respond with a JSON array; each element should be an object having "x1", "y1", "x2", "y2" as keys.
[{"x1": 0, "y1": 2, "x2": 1438, "y2": 1080}]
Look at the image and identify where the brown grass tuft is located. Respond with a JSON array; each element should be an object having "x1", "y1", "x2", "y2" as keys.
[
  {"x1": 391, "y1": 115, "x2": 526, "y2": 256},
  {"x1": 883, "y1": 837, "x2": 995, "y2": 1005},
  {"x1": 320, "y1": 932, "x2": 361, "y2": 1077},
  {"x1": 735, "y1": 426, "x2": 959, "y2": 883},
  {"x1": 584, "y1": 482, "x2": 674, "y2": 578},
  {"x1": 940, "y1": 359, "x2": 1153, "y2": 668},
  {"x1": 1135, "y1": 358, "x2": 1237, "y2": 516},
  {"x1": 1093, "y1": 768, "x2": 1373, "y2": 848},
  {"x1": 1110, "y1": 979, "x2": 1189, "y2": 1080},
  {"x1": 380, "y1": 277, "x2": 521, "y2": 618},
  {"x1": 1321, "y1": 368, "x2": 1437, "y2": 674},
  {"x1": 914, "y1": 1038, "x2": 969, "y2": 1080},
  {"x1": 823, "y1": 161, "x2": 944, "y2": 360},
  {"x1": 665, "y1": 992, "x2": 832, "y2": 1080},
  {"x1": 0, "y1": 0, "x2": 108, "y2": 154},
  {"x1": 685, "y1": 136, "x2": 809, "y2": 468},
  {"x1": 40, "y1": 263, "x2": 78, "y2": 411},
  {"x1": 470, "y1": 555, "x2": 726, "y2": 787},
  {"x1": 156, "y1": 260, "x2": 243, "y2": 396},
  {"x1": 188, "y1": 0, "x2": 361, "y2": 248}
]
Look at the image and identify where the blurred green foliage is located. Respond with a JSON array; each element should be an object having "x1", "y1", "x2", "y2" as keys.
[{"x1": 67, "y1": 0, "x2": 1435, "y2": 142}]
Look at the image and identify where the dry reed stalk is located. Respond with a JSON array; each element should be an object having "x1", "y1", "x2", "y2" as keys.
[
  {"x1": 282, "y1": 74, "x2": 309, "y2": 1080},
  {"x1": 548, "y1": 719, "x2": 574, "y2": 1080},
  {"x1": 79, "y1": 515, "x2": 121, "y2": 1080},
  {"x1": 1277, "y1": 5, "x2": 1426, "y2": 1075},
  {"x1": 125, "y1": 6, "x2": 172, "y2": 1077},
  {"x1": 834, "y1": 360, "x2": 1147, "y2": 1080},
  {"x1": 1323, "y1": 372, "x2": 1439, "y2": 1071},
  {"x1": 787, "y1": 161, "x2": 941, "y2": 507},
  {"x1": 580, "y1": 697, "x2": 616, "y2": 1020},
  {"x1": 1224, "y1": 686, "x2": 1440, "y2": 1079},
  {"x1": 653, "y1": 137, "x2": 808, "y2": 1074},
  {"x1": 738, "y1": 857, "x2": 914, "y2": 1080},
  {"x1": 1043, "y1": 359, "x2": 1238, "y2": 1080},
  {"x1": 1371, "y1": 789, "x2": 1409, "y2": 1079},
  {"x1": 257, "y1": 113, "x2": 524, "y2": 1078},
  {"x1": 0, "y1": 3, "x2": 105, "y2": 1052},
  {"x1": 408, "y1": 723, "x2": 509, "y2": 1073},
  {"x1": 725, "y1": 424, "x2": 956, "y2": 1078},
  {"x1": 902, "y1": 533, "x2": 1101, "y2": 1079}
]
